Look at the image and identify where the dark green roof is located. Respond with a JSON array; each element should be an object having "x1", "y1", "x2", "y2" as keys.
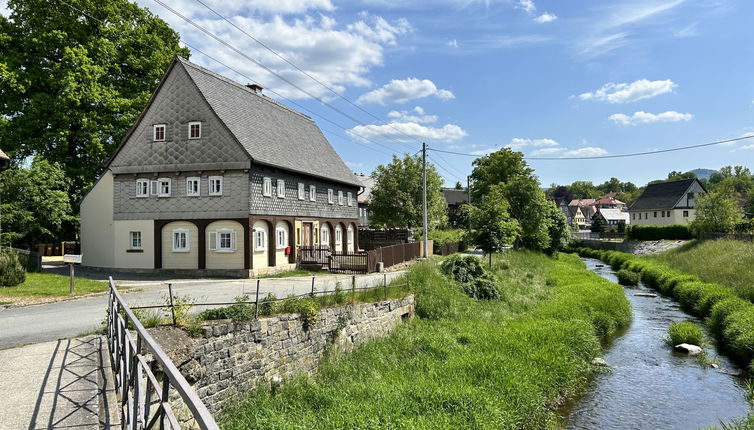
[{"x1": 629, "y1": 178, "x2": 702, "y2": 211}]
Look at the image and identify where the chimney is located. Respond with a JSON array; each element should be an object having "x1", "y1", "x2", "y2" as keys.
[{"x1": 246, "y1": 83, "x2": 263, "y2": 94}]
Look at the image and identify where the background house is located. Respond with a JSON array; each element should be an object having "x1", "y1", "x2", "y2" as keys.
[
  {"x1": 593, "y1": 208, "x2": 630, "y2": 229},
  {"x1": 357, "y1": 175, "x2": 375, "y2": 227},
  {"x1": 594, "y1": 193, "x2": 627, "y2": 211},
  {"x1": 0, "y1": 149, "x2": 9, "y2": 170},
  {"x1": 628, "y1": 178, "x2": 706, "y2": 226},
  {"x1": 442, "y1": 188, "x2": 469, "y2": 214},
  {"x1": 80, "y1": 57, "x2": 361, "y2": 276}
]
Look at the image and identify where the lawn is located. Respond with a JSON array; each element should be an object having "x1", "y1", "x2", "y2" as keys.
[
  {"x1": 219, "y1": 251, "x2": 631, "y2": 429},
  {"x1": 650, "y1": 239, "x2": 754, "y2": 302},
  {"x1": 0, "y1": 272, "x2": 109, "y2": 299}
]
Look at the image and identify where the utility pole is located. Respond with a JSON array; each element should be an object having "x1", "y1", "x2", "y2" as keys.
[{"x1": 422, "y1": 142, "x2": 428, "y2": 259}]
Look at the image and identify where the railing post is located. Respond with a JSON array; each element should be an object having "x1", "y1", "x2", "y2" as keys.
[
  {"x1": 384, "y1": 273, "x2": 388, "y2": 300},
  {"x1": 167, "y1": 283, "x2": 176, "y2": 326},
  {"x1": 310, "y1": 276, "x2": 316, "y2": 297},
  {"x1": 351, "y1": 275, "x2": 356, "y2": 302},
  {"x1": 254, "y1": 279, "x2": 260, "y2": 319},
  {"x1": 160, "y1": 378, "x2": 170, "y2": 430}
]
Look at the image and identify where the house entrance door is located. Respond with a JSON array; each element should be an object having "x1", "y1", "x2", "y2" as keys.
[{"x1": 302, "y1": 222, "x2": 313, "y2": 248}]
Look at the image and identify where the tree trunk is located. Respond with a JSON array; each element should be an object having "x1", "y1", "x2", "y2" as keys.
[{"x1": 488, "y1": 252, "x2": 492, "y2": 268}]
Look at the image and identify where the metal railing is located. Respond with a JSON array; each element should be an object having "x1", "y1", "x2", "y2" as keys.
[{"x1": 107, "y1": 277, "x2": 219, "y2": 430}]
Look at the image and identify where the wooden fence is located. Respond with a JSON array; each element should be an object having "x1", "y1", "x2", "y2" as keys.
[
  {"x1": 358, "y1": 229, "x2": 411, "y2": 251},
  {"x1": 299, "y1": 242, "x2": 420, "y2": 273},
  {"x1": 433, "y1": 241, "x2": 466, "y2": 256}
]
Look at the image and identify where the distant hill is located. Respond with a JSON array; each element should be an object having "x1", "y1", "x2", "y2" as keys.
[{"x1": 689, "y1": 168, "x2": 717, "y2": 180}]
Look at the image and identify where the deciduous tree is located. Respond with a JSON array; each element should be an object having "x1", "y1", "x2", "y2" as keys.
[
  {"x1": 690, "y1": 189, "x2": 743, "y2": 235},
  {"x1": 469, "y1": 148, "x2": 533, "y2": 202},
  {"x1": 463, "y1": 184, "x2": 520, "y2": 266}
]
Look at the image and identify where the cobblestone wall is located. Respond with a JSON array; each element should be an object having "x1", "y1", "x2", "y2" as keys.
[{"x1": 163, "y1": 296, "x2": 414, "y2": 415}]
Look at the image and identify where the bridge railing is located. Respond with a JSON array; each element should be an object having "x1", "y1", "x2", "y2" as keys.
[{"x1": 106, "y1": 277, "x2": 219, "y2": 430}]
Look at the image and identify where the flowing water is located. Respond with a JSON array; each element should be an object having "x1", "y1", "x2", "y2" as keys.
[{"x1": 560, "y1": 258, "x2": 751, "y2": 429}]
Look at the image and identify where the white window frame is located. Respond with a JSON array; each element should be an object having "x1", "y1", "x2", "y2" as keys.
[
  {"x1": 262, "y1": 177, "x2": 272, "y2": 197},
  {"x1": 209, "y1": 176, "x2": 223, "y2": 196},
  {"x1": 338, "y1": 191, "x2": 344, "y2": 206},
  {"x1": 298, "y1": 183, "x2": 305, "y2": 200},
  {"x1": 347, "y1": 192, "x2": 353, "y2": 207},
  {"x1": 328, "y1": 189, "x2": 334, "y2": 205},
  {"x1": 347, "y1": 226, "x2": 354, "y2": 244},
  {"x1": 153, "y1": 124, "x2": 166, "y2": 142},
  {"x1": 209, "y1": 228, "x2": 236, "y2": 253},
  {"x1": 320, "y1": 226, "x2": 330, "y2": 246},
  {"x1": 172, "y1": 229, "x2": 189, "y2": 252},
  {"x1": 129, "y1": 231, "x2": 142, "y2": 250},
  {"x1": 277, "y1": 179, "x2": 285, "y2": 198},
  {"x1": 188, "y1": 121, "x2": 201, "y2": 140},
  {"x1": 136, "y1": 179, "x2": 149, "y2": 198},
  {"x1": 253, "y1": 229, "x2": 266, "y2": 252},
  {"x1": 157, "y1": 178, "x2": 171, "y2": 197},
  {"x1": 150, "y1": 180, "x2": 158, "y2": 196},
  {"x1": 275, "y1": 227, "x2": 287, "y2": 249},
  {"x1": 186, "y1": 177, "x2": 200, "y2": 197},
  {"x1": 309, "y1": 185, "x2": 316, "y2": 202},
  {"x1": 335, "y1": 227, "x2": 342, "y2": 245}
]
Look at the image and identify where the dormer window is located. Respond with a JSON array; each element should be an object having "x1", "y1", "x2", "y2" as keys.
[
  {"x1": 153, "y1": 124, "x2": 166, "y2": 141},
  {"x1": 188, "y1": 121, "x2": 201, "y2": 139}
]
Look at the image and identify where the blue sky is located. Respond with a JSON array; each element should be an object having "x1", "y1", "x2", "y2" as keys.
[{"x1": 5, "y1": 0, "x2": 754, "y2": 187}]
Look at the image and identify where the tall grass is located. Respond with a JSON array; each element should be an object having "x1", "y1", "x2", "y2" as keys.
[
  {"x1": 650, "y1": 240, "x2": 754, "y2": 302},
  {"x1": 219, "y1": 251, "x2": 631, "y2": 429}
]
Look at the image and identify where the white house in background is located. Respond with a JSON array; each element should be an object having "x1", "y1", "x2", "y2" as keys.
[
  {"x1": 593, "y1": 208, "x2": 630, "y2": 228},
  {"x1": 627, "y1": 178, "x2": 707, "y2": 226}
]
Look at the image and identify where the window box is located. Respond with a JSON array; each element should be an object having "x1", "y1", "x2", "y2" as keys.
[
  {"x1": 188, "y1": 121, "x2": 201, "y2": 139},
  {"x1": 153, "y1": 124, "x2": 166, "y2": 141},
  {"x1": 186, "y1": 177, "x2": 200, "y2": 196},
  {"x1": 209, "y1": 176, "x2": 223, "y2": 196}
]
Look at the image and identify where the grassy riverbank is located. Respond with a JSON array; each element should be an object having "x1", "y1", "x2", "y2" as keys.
[
  {"x1": 650, "y1": 240, "x2": 754, "y2": 302},
  {"x1": 576, "y1": 247, "x2": 754, "y2": 367},
  {"x1": 219, "y1": 251, "x2": 630, "y2": 429}
]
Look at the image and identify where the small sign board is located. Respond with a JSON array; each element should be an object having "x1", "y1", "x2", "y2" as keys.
[{"x1": 63, "y1": 254, "x2": 82, "y2": 264}]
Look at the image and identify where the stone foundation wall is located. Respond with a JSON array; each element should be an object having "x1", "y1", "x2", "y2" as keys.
[{"x1": 155, "y1": 295, "x2": 415, "y2": 415}]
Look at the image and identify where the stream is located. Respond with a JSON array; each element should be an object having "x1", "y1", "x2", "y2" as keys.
[{"x1": 560, "y1": 258, "x2": 751, "y2": 429}]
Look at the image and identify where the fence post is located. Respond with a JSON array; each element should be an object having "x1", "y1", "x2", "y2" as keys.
[
  {"x1": 351, "y1": 275, "x2": 356, "y2": 302},
  {"x1": 167, "y1": 283, "x2": 176, "y2": 326},
  {"x1": 254, "y1": 279, "x2": 260, "y2": 319},
  {"x1": 384, "y1": 273, "x2": 387, "y2": 300},
  {"x1": 310, "y1": 276, "x2": 316, "y2": 297}
]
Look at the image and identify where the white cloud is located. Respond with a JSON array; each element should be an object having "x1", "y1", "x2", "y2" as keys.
[
  {"x1": 530, "y1": 147, "x2": 565, "y2": 156},
  {"x1": 578, "y1": 79, "x2": 676, "y2": 103},
  {"x1": 348, "y1": 122, "x2": 467, "y2": 143},
  {"x1": 357, "y1": 78, "x2": 455, "y2": 105},
  {"x1": 534, "y1": 13, "x2": 557, "y2": 23},
  {"x1": 345, "y1": 161, "x2": 364, "y2": 169},
  {"x1": 387, "y1": 106, "x2": 438, "y2": 123},
  {"x1": 142, "y1": 3, "x2": 412, "y2": 99},
  {"x1": 508, "y1": 137, "x2": 560, "y2": 149},
  {"x1": 516, "y1": 0, "x2": 536, "y2": 14},
  {"x1": 447, "y1": 39, "x2": 459, "y2": 48},
  {"x1": 562, "y1": 147, "x2": 609, "y2": 157},
  {"x1": 608, "y1": 110, "x2": 693, "y2": 125},
  {"x1": 738, "y1": 144, "x2": 754, "y2": 151}
]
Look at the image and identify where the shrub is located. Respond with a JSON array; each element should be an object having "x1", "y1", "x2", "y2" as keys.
[
  {"x1": 163, "y1": 294, "x2": 195, "y2": 326},
  {"x1": 132, "y1": 309, "x2": 163, "y2": 328},
  {"x1": 722, "y1": 308, "x2": 754, "y2": 362},
  {"x1": 259, "y1": 293, "x2": 277, "y2": 316},
  {"x1": 460, "y1": 275, "x2": 500, "y2": 300},
  {"x1": 441, "y1": 255, "x2": 500, "y2": 300},
  {"x1": 667, "y1": 321, "x2": 703, "y2": 346},
  {"x1": 279, "y1": 296, "x2": 320, "y2": 329},
  {"x1": 332, "y1": 283, "x2": 348, "y2": 305},
  {"x1": 616, "y1": 269, "x2": 639, "y2": 286},
  {"x1": 709, "y1": 297, "x2": 751, "y2": 336},
  {"x1": 0, "y1": 249, "x2": 26, "y2": 287},
  {"x1": 626, "y1": 224, "x2": 694, "y2": 240},
  {"x1": 200, "y1": 296, "x2": 253, "y2": 322}
]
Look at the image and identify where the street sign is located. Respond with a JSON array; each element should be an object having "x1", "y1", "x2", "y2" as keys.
[{"x1": 63, "y1": 254, "x2": 82, "y2": 264}]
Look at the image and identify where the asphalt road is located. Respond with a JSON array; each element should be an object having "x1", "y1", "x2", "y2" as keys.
[{"x1": 0, "y1": 271, "x2": 405, "y2": 350}]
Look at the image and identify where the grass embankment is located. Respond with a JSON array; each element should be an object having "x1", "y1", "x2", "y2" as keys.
[
  {"x1": 219, "y1": 251, "x2": 631, "y2": 429},
  {"x1": 0, "y1": 272, "x2": 108, "y2": 300},
  {"x1": 649, "y1": 239, "x2": 754, "y2": 302},
  {"x1": 576, "y1": 247, "x2": 754, "y2": 368}
]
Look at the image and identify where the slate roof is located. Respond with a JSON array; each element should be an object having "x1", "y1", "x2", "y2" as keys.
[
  {"x1": 598, "y1": 208, "x2": 630, "y2": 223},
  {"x1": 629, "y1": 178, "x2": 701, "y2": 211},
  {"x1": 176, "y1": 58, "x2": 362, "y2": 187},
  {"x1": 0, "y1": 148, "x2": 8, "y2": 161},
  {"x1": 443, "y1": 188, "x2": 469, "y2": 206},
  {"x1": 357, "y1": 175, "x2": 375, "y2": 203}
]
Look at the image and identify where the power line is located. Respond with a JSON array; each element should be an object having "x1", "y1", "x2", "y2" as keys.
[
  {"x1": 427, "y1": 153, "x2": 465, "y2": 183},
  {"x1": 51, "y1": 0, "x2": 410, "y2": 158},
  {"x1": 427, "y1": 134, "x2": 754, "y2": 160},
  {"x1": 190, "y1": 0, "x2": 427, "y2": 148},
  {"x1": 151, "y1": 0, "x2": 421, "y2": 152}
]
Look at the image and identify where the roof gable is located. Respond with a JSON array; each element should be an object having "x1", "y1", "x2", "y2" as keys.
[
  {"x1": 629, "y1": 178, "x2": 703, "y2": 211},
  {"x1": 178, "y1": 59, "x2": 361, "y2": 187},
  {"x1": 443, "y1": 188, "x2": 469, "y2": 206}
]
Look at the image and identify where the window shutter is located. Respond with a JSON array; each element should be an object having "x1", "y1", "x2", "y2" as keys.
[
  {"x1": 231, "y1": 231, "x2": 237, "y2": 251},
  {"x1": 209, "y1": 231, "x2": 217, "y2": 251}
]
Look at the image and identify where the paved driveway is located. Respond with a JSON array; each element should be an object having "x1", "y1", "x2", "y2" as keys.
[{"x1": 0, "y1": 271, "x2": 406, "y2": 350}]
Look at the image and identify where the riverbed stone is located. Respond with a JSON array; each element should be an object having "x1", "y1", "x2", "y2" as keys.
[
  {"x1": 634, "y1": 293, "x2": 658, "y2": 298},
  {"x1": 591, "y1": 357, "x2": 609, "y2": 366},
  {"x1": 674, "y1": 343, "x2": 702, "y2": 355}
]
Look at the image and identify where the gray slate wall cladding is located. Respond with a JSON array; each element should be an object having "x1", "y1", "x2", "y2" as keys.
[
  {"x1": 113, "y1": 171, "x2": 249, "y2": 220},
  {"x1": 250, "y1": 165, "x2": 359, "y2": 219},
  {"x1": 109, "y1": 63, "x2": 248, "y2": 172},
  {"x1": 163, "y1": 296, "x2": 415, "y2": 414}
]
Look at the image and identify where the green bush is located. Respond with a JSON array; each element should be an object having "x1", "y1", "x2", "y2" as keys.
[
  {"x1": 667, "y1": 321, "x2": 703, "y2": 346},
  {"x1": 616, "y1": 269, "x2": 640, "y2": 286},
  {"x1": 626, "y1": 224, "x2": 694, "y2": 240},
  {"x1": 200, "y1": 296, "x2": 253, "y2": 322},
  {"x1": 709, "y1": 297, "x2": 750, "y2": 336},
  {"x1": 0, "y1": 250, "x2": 26, "y2": 287},
  {"x1": 722, "y1": 308, "x2": 754, "y2": 362},
  {"x1": 441, "y1": 254, "x2": 500, "y2": 300},
  {"x1": 259, "y1": 293, "x2": 277, "y2": 316}
]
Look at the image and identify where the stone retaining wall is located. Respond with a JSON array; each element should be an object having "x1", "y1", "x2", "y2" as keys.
[
  {"x1": 574, "y1": 239, "x2": 688, "y2": 256},
  {"x1": 153, "y1": 295, "x2": 415, "y2": 415}
]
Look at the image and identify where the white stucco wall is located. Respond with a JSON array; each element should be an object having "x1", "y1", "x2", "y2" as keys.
[
  {"x1": 252, "y1": 220, "x2": 269, "y2": 268},
  {"x1": 81, "y1": 171, "x2": 115, "y2": 268},
  {"x1": 629, "y1": 208, "x2": 695, "y2": 226},
  {"x1": 206, "y1": 220, "x2": 245, "y2": 270},
  {"x1": 113, "y1": 220, "x2": 154, "y2": 269},
  {"x1": 274, "y1": 221, "x2": 290, "y2": 267}
]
